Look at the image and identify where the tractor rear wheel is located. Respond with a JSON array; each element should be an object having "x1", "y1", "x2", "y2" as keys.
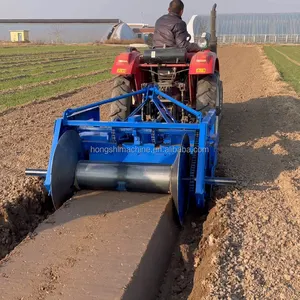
[
  {"x1": 109, "y1": 76, "x2": 132, "y2": 121},
  {"x1": 196, "y1": 73, "x2": 223, "y2": 132},
  {"x1": 196, "y1": 74, "x2": 218, "y2": 113}
]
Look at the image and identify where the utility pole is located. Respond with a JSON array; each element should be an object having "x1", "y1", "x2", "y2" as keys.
[{"x1": 141, "y1": 12, "x2": 144, "y2": 24}]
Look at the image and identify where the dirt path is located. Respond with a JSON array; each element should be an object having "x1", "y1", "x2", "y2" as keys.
[
  {"x1": 0, "y1": 191, "x2": 174, "y2": 300},
  {"x1": 165, "y1": 46, "x2": 300, "y2": 299},
  {"x1": 0, "y1": 45, "x2": 299, "y2": 299}
]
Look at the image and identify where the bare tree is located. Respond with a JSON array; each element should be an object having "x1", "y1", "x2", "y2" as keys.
[
  {"x1": 147, "y1": 33, "x2": 153, "y2": 47},
  {"x1": 50, "y1": 25, "x2": 63, "y2": 44}
]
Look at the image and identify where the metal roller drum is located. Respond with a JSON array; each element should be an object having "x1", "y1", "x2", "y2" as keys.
[
  {"x1": 25, "y1": 129, "x2": 191, "y2": 222},
  {"x1": 75, "y1": 162, "x2": 171, "y2": 194},
  {"x1": 75, "y1": 134, "x2": 191, "y2": 222}
]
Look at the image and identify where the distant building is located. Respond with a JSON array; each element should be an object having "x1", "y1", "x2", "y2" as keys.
[
  {"x1": 127, "y1": 23, "x2": 150, "y2": 29},
  {"x1": 108, "y1": 23, "x2": 136, "y2": 41},
  {"x1": 187, "y1": 13, "x2": 300, "y2": 36},
  {"x1": 0, "y1": 19, "x2": 121, "y2": 43},
  {"x1": 132, "y1": 27, "x2": 154, "y2": 44},
  {"x1": 10, "y1": 30, "x2": 29, "y2": 42}
]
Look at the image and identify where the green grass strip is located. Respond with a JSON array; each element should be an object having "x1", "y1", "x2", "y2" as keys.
[
  {"x1": 0, "y1": 45, "x2": 125, "y2": 56},
  {"x1": 264, "y1": 46, "x2": 300, "y2": 94},
  {"x1": 0, "y1": 61, "x2": 113, "y2": 90},
  {"x1": 0, "y1": 54, "x2": 116, "y2": 78},
  {"x1": 272, "y1": 46, "x2": 300, "y2": 63},
  {"x1": 0, "y1": 50, "x2": 122, "y2": 68},
  {"x1": 0, "y1": 71, "x2": 112, "y2": 110},
  {"x1": 0, "y1": 50, "x2": 116, "y2": 62}
]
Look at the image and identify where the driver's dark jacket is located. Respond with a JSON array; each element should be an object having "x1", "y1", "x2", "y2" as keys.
[{"x1": 153, "y1": 12, "x2": 201, "y2": 52}]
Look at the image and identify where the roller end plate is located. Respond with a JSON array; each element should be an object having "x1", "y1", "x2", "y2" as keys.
[
  {"x1": 51, "y1": 130, "x2": 83, "y2": 209},
  {"x1": 171, "y1": 134, "x2": 190, "y2": 225}
]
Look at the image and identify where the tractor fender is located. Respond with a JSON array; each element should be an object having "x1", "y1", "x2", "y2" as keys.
[
  {"x1": 111, "y1": 51, "x2": 141, "y2": 75},
  {"x1": 189, "y1": 50, "x2": 219, "y2": 75}
]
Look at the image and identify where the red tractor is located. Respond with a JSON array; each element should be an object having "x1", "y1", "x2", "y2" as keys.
[{"x1": 110, "y1": 4, "x2": 222, "y2": 131}]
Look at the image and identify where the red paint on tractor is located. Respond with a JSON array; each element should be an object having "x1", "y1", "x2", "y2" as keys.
[
  {"x1": 189, "y1": 50, "x2": 218, "y2": 75},
  {"x1": 111, "y1": 51, "x2": 141, "y2": 75}
]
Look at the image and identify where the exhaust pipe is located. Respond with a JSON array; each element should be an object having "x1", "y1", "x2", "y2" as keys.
[{"x1": 210, "y1": 3, "x2": 217, "y2": 53}]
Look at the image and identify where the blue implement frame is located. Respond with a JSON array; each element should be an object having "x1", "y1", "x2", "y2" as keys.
[{"x1": 43, "y1": 85, "x2": 220, "y2": 221}]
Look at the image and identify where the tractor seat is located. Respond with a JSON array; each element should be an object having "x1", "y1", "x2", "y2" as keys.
[{"x1": 143, "y1": 48, "x2": 187, "y2": 64}]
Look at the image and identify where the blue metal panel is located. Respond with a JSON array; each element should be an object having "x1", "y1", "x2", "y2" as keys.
[
  {"x1": 128, "y1": 115, "x2": 142, "y2": 122},
  {"x1": 68, "y1": 106, "x2": 100, "y2": 121},
  {"x1": 195, "y1": 122, "x2": 207, "y2": 208},
  {"x1": 66, "y1": 121, "x2": 201, "y2": 130},
  {"x1": 44, "y1": 118, "x2": 63, "y2": 193}
]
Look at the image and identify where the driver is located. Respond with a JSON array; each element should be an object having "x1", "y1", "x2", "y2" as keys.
[{"x1": 153, "y1": 0, "x2": 201, "y2": 52}]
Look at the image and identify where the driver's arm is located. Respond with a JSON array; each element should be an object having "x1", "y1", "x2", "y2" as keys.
[{"x1": 174, "y1": 21, "x2": 201, "y2": 52}]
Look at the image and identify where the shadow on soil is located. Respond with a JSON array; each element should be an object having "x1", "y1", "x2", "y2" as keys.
[
  {"x1": 219, "y1": 95, "x2": 300, "y2": 187},
  {"x1": 156, "y1": 95, "x2": 300, "y2": 299}
]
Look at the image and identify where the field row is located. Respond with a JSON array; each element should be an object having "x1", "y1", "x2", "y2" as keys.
[
  {"x1": 0, "y1": 45, "x2": 125, "y2": 111},
  {"x1": 0, "y1": 50, "x2": 122, "y2": 66},
  {"x1": 0, "y1": 70, "x2": 111, "y2": 111},
  {"x1": 0, "y1": 45, "x2": 118, "y2": 56},
  {"x1": 0, "y1": 49, "x2": 112, "y2": 60},
  {"x1": 0, "y1": 52, "x2": 121, "y2": 70},
  {"x1": 0, "y1": 57, "x2": 116, "y2": 82},
  {"x1": 1, "y1": 63, "x2": 113, "y2": 92},
  {"x1": 0, "y1": 55, "x2": 116, "y2": 77}
]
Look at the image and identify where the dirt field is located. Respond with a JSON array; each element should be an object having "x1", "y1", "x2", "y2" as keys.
[
  {"x1": 0, "y1": 80, "x2": 112, "y2": 258},
  {"x1": 0, "y1": 45, "x2": 299, "y2": 299}
]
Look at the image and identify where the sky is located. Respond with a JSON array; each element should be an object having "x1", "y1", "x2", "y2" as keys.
[{"x1": 1, "y1": 0, "x2": 300, "y2": 24}]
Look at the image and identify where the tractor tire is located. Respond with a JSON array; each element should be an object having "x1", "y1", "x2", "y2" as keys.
[
  {"x1": 196, "y1": 74, "x2": 223, "y2": 133},
  {"x1": 196, "y1": 75, "x2": 218, "y2": 114},
  {"x1": 109, "y1": 76, "x2": 132, "y2": 121}
]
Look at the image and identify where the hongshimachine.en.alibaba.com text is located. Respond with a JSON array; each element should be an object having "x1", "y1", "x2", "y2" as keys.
[{"x1": 90, "y1": 146, "x2": 209, "y2": 155}]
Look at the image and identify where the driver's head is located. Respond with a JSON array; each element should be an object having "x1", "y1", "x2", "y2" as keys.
[{"x1": 168, "y1": 0, "x2": 184, "y2": 17}]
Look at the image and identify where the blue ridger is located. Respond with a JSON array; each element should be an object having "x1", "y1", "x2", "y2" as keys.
[{"x1": 26, "y1": 85, "x2": 236, "y2": 224}]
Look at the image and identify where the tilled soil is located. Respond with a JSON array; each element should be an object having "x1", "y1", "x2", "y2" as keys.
[
  {"x1": 0, "y1": 80, "x2": 112, "y2": 258},
  {"x1": 202, "y1": 47, "x2": 300, "y2": 300},
  {"x1": 0, "y1": 45, "x2": 299, "y2": 299},
  {"x1": 159, "y1": 46, "x2": 300, "y2": 299}
]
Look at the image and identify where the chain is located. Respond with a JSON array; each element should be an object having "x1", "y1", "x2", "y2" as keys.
[{"x1": 189, "y1": 130, "x2": 200, "y2": 196}]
